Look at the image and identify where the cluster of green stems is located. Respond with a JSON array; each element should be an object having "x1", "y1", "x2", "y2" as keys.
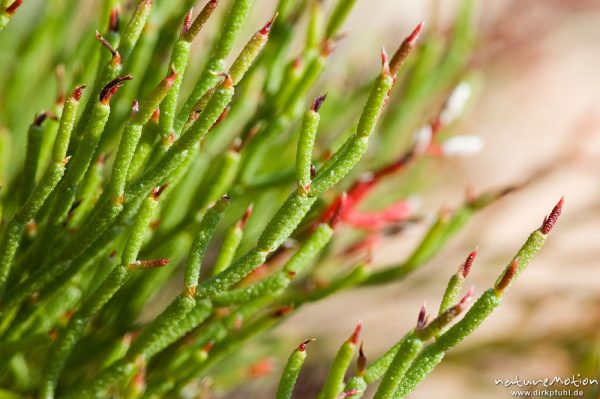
[{"x1": 0, "y1": 0, "x2": 564, "y2": 397}]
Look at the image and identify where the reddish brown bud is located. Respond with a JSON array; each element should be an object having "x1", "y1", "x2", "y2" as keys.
[
  {"x1": 416, "y1": 302, "x2": 428, "y2": 331},
  {"x1": 129, "y1": 258, "x2": 171, "y2": 269},
  {"x1": 310, "y1": 164, "x2": 317, "y2": 178},
  {"x1": 349, "y1": 322, "x2": 362, "y2": 345},
  {"x1": 99, "y1": 75, "x2": 133, "y2": 104},
  {"x1": 540, "y1": 196, "x2": 564, "y2": 235},
  {"x1": 460, "y1": 248, "x2": 478, "y2": 278},
  {"x1": 311, "y1": 93, "x2": 327, "y2": 112},
  {"x1": 273, "y1": 305, "x2": 294, "y2": 318},
  {"x1": 222, "y1": 73, "x2": 233, "y2": 88},
  {"x1": 407, "y1": 21, "x2": 424, "y2": 46},
  {"x1": 151, "y1": 108, "x2": 160, "y2": 123},
  {"x1": 238, "y1": 204, "x2": 253, "y2": 229},
  {"x1": 495, "y1": 258, "x2": 519, "y2": 295},
  {"x1": 33, "y1": 111, "x2": 54, "y2": 127},
  {"x1": 357, "y1": 342, "x2": 367, "y2": 375},
  {"x1": 181, "y1": 8, "x2": 193, "y2": 35},
  {"x1": 298, "y1": 338, "x2": 316, "y2": 352},
  {"x1": 5, "y1": 0, "x2": 22, "y2": 15},
  {"x1": 260, "y1": 12, "x2": 278, "y2": 35},
  {"x1": 151, "y1": 183, "x2": 169, "y2": 200},
  {"x1": 72, "y1": 85, "x2": 87, "y2": 101},
  {"x1": 390, "y1": 21, "x2": 424, "y2": 76},
  {"x1": 109, "y1": 6, "x2": 120, "y2": 32}
]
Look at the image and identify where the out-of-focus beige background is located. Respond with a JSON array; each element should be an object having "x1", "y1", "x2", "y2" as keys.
[{"x1": 247, "y1": 1, "x2": 600, "y2": 398}]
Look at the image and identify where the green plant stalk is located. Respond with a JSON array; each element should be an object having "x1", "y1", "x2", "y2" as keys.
[
  {"x1": 392, "y1": 215, "x2": 558, "y2": 398},
  {"x1": 0, "y1": 88, "x2": 83, "y2": 296},
  {"x1": 306, "y1": 0, "x2": 324, "y2": 53},
  {"x1": 175, "y1": 0, "x2": 254, "y2": 130},
  {"x1": 73, "y1": 0, "x2": 153, "y2": 148},
  {"x1": 373, "y1": 336, "x2": 423, "y2": 399},
  {"x1": 66, "y1": 155, "x2": 105, "y2": 229},
  {"x1": 55, "y1": 78, "x2": 233, "y2": 268},
  {"x1": 438, "y1": 250, "x2": 476, "y2": 315},
  {"x1": 40, "y1": 79, "x2": 127, "y2": 261},
  {"x1": 325, "y1": 0, "x2": 358, "y2": 38},
  {"x1": 21, "y1": 116, "x2": 48, "y2": 203},
  {"x1": 318, "y1": 326, "x2": 360, "y2": 399},
  {"x1": 184, "y1": 196, "x2": 230, "y2": 292},
  {"x1": 239, "y1": 49, "x2": 330, "y2": 184},
  {"x1": 211, "y1": 208, "x2": 246, "y2": 276},
  {"x1": 39, "y1": 191, "x2": 158, "y2": 399},
  {"x1": 296, "y1": 98, "x2": 322, "y2": 190},
  {"x1": 276, "y1": 340, "x2": 310, "y2": 399},
  {"x1": 212, "y1": 223, "x2": 333, "y2": 306},
  {"x1": 157, "y1": 0, "x2": 218, "y2": 148},
  {"x1": 4, "y1": 17, "x2": 267, "y2": 311},
  {"x1": 109, "y1": 71, "x2": 177, "y2": 201}
]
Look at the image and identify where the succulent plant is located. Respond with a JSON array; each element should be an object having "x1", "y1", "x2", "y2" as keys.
[{"x1": 0, "y1": 0, "x2": 564, "y2": 398}]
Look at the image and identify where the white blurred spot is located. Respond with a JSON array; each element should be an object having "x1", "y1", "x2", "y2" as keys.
[
  {"x1": 442, "y1": 135, "x2": 485, "y2": 157},
  {"x1": 440, "y1": 81, "x2": 472, "y2": 125}
]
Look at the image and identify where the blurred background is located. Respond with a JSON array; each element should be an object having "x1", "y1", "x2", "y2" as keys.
[{"x1": 246, "y1": 1, "x2": 600, "y2": 398}]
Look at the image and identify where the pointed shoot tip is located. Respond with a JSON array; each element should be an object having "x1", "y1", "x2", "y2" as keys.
[
  {"x1": 461, "y1": 248, "x2": 478, "y2": 278},
  {"x1": 298, "y1": 338, "x2": 316, "y2": 352},
  {"x1": 349, "y1": 322, "x2": 362, "y2": 345},
  {"x1": 260, "y1": 12, "x2": 278, "y2": 35},
  {"x1": 5, "y1": 0, "x2": 23, "y2": 15},
  {"x1": 311, "y1": 93, "x2": 328, "y2": 112},
  {"x1": 540, "y1": 196, "x2": 564, "y2": 235}
]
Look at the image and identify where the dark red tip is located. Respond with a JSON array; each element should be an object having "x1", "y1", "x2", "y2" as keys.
[
  {"x1": 460, "y1": 248, "x2": 478, "y2": 278},
  {"x1": 109, "y1": 6, "x2": 120, "y2": 32},
  {"x1": 495, "y1": 258, "x2": 519, "y2": 295},
  {"x1": 238, "y1": 204, "x2": 253, "y2": 229},
  {"x1": 99, "y1": 75, "x2": 133, "y2": 104},
  {"x1": 416, "y1": 302, "x2": 428, "y2": 331},
  {"x1": 311, "y1": 93, "x2": 327, "y2": 112},
  {"x1": 357, "y1": 342, "x2": 367, "y2": 375},
  {"x1": 260, "y1": 12, "x2": 278, "y2": 35},
  {"x1": 34, "y1": 111, "x2": 54, "y2": 126},
  {"x1": 407, "y1": 21, "x2": 424, "y2": 46},
  {"x1": 72, "y1": 85, "x2": 87, "y2": 101},
  {"x1": 181, "y1": 8, "x2": 193, "y2": 35},
  {"x1": 273, "y1": 305, "x2": 294, "y2": 318},
  {"x1": 298, "y1": 338, "x2": 315, "y2": 352},
  {"x1": 349, "y1": 322, "x2": 362, "y2": 345},
  {"x1": 5, "y1": 0, "x2": 22, "y2": 15},
  {"x1": 151, "y1": 183, "x2": 169, "y2": 200},
  {"x1": 540, "y1": 196, "x2": 564, "y2": 235}
]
